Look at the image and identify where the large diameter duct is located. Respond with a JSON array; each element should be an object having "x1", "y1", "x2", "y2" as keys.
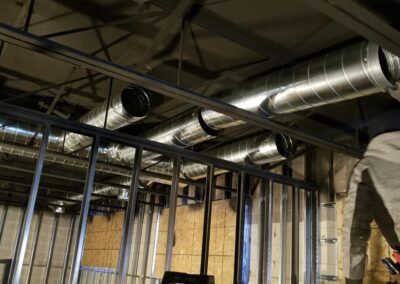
[
  {"x1": 64, "y1": 85, "x2": 151, "y2": 151},
  {"x1": 260, "y1": 41, "x2": 400, "y2": 115},
  {"x1": 107, "y1": 41, "x2": 400, "y2": 165},
  {"x1": 200, "y1": 41, "x2": 400, "y2": 131}
]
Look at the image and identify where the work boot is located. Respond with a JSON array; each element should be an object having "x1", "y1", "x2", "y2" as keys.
[{"x1": 345, "y1": 278, "x2": 363, "y2": 284}]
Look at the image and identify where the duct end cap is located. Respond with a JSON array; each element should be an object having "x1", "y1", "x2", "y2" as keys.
[
  {"x1": 121, "y1": 85, "x2": 153, "y2": 118},
  {"x1": 275, "y1": 133, "x2": 297, "y2": 158}
]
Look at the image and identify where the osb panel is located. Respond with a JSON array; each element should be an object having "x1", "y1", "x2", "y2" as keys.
[
  {"x1": 155, "y1": 198, "x2": 237, "y2": 283},
  {"x1": 82, "y1": 212, "x2": 124, "y2": 268}
]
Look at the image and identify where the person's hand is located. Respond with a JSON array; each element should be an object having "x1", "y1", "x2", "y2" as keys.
[{"x1": 388, "y1": 82, "x2": 400, "y2": 102}]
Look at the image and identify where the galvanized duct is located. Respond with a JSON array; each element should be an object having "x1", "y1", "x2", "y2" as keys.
[
  {"x1": 0, "y1": 139, "x2": 131, "y2": 176},
  {"x1": 144, "y1": 133, "x2": 297, "y2": 180},
  {"x1": 0, "y1": 41, "x2": 399, "y2": 201},
  {"x1": 66, "y1": 176, "x2": 132, "y2": 202},
  {"x1": 64, "y1": 85, "x2": 151, "y2": 152},
  {"x1": 260, "y1": 41, "x2": 400, "y2": 115},
  {"x1": 183, "y1": 133, "x2": 296, "y2": 179},
  {"x1": 86, "y1": 133, "x2": 296, "y2": 196},
  {"x1": 0, "y1": 85, "x2": 152, "y2": 167},
  {"x1": 106, "y1": 110, "x2": 216, "y2": 164},
  {"x1": 106, "y1": 41, "x2": 400, "y2": 166}
]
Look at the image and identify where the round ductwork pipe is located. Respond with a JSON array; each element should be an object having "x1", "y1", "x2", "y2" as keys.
[
  {"x1": 260, "y1": 41, "x2": 400, "y2": 116},
  {"x1": 120, "y1": 85, "x2": 151, "y2": 118},
  {"x1": 64, "y1": 85, "x2": 153, "y2": 152}
]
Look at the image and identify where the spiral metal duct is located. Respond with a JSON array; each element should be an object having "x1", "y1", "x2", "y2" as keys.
[
  {"x1": 87, "y1": 133, "x2": 297, "y2": 197},
  {"x1": 66, "y1": 176, "x2": 132, "y2": 202},
  {"x1": 1, "y1": 41, "x2": 400, "y2": 202},
  {"x1": 144, "y1": 133, "x2": 296, "y2": 180},
  {"x1": 105, "y1": 110, "x2": 217, "y2": 164},
  {"x1": 182, "y1": 133, "x2": 296, "y2": 179},
  {"x1": 64, "y1": 85, "x2": 151, "y2": 152},
  {"x1": 0, "y1": 85, "x2": 152, "y2": 165},
  {"x1": 260, "y1": 41, "x2": 400, "y2": 115},
  {"x1": 107, "y1": 41, "x2": 400, "y2": 166}
]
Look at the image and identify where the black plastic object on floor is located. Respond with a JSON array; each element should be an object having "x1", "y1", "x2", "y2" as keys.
[{"x1": 161, "y1": 271, "x2": 215, "y2": 284}]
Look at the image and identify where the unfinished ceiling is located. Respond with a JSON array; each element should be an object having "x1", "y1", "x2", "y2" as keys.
[{"x1": 0, "y1": 0, "x2": 400, "y2": 212}]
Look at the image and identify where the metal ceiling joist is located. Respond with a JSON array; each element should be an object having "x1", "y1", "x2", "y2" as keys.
[
  {"x1": 304, "y1": 0, "x2": 400, "y2": 57},
  {"x1": 137, "y1": 0, "x2": 197, "y2": 68},
  {"x1": 0, "y1": 23, "x2": 362, "y2": 158},
  {"x1": 151, "y1": 0, "x2": 295, "y2": 61}
]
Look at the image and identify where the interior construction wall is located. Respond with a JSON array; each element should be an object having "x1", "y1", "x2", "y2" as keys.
[
  {"x1": 82, "y1": 212, "x2": 124, "y2": 268},
  {"x1": 0, "y1": 205, "x2": 77, "y2": 283},
  {"x1": 82, "y1": 197, "x2": 159, "y2": 283},
  {"x1": 154, "y1": 198, "x2": 237, "y2": 283}
]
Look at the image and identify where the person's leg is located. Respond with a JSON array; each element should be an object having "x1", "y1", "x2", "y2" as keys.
[
  {"x1": 368, "y1": 159, "x2": 400, "y2": 251},
  {"x1": 343, "y1": 163, "x2": 374, "y2": 282}
]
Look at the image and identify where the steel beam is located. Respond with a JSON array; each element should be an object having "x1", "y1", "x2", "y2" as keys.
[
  {"x1": 9, "y1": 208, "x2": 26, "y2": 283},
  {"x1": 44, "y1": 214, "x2": 59, "y2": 284},
  {"x1": 9, "y1": 124, "x2": 50, "y2": 284},
  {"x1": 258, "y1": 181, "x2": 266, "y2": 284},
  {"x1": 280, "y1": 182, "x2": 288, "y2": 284},
  {"x1": 61, "y1": 215, "x2": 76, "y2": 284},
  {"x1": 0, "y1": 102, "x2": 317, "y2": 191},
  {"x1": 0, "y1": 205, "x2": 8, "y2": 243},
  {"x1": 26, "y1": 211, "x2": 43, "y2": 284},
  {"x1": 233, "y1": 172, "x2": 246, "y2": 284},
  {"x1": 130, "y1": 194, "x2": 146, "y2": 279},
  {"x1": 151, "y1": 0, "x2": 295, "y2": 61},
  {"x1": 150, "y1": 206, "x2": 161, "y2": 279},
  {"x1": 305, "y1": 191, "x2": 313, "y2": 284},
  {"x1": 291, "y1": 186, "x2": 300, "y2": 284},
  {"x1": 264, "y1": 180, "x2": 274, "y2": 284},
  {"x1": 259, "y1": 179, "x2": 274, "y2": 284},
  {"x1": 200, "y1": 165, "x2": 214, "y2": 275},
  {"x1": 304, "y1": 0, "x2": 400, "y2": 57},
  {"x1": 314, "y1": 189, "x2": 321, "y2": 283},
  {"x1": 69, "y1": 135, "x2": 100, "y2": 284},
  {"x1": 116, "y1": 147, "x2": 143, "y2": 284},
  {"x1": 164, "y1": 157, "x2": 181, "y2": 271},
  {"x1": 140, "y1": 195, "x2": 155, "y2": 284},
  {"x1": 0, "y1": 23, "x2": 362, "y2": 159},
  {"x1": 137, "y1": 0, "x2": 197, "y2": 68}
]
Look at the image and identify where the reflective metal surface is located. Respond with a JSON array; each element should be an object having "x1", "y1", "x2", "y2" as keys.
[
  {"x1": 181, "y1": 133, "x2": 297, "y2": 179},
  {"x1": 0, "y1": 40, "x2": 390, "y2": 180},
  {"x1": 64, "y1": 85, "x2": 151, "y2": 151},
  {"x1": 261, "y1": 41, "x2": 400, "y2": 115}
]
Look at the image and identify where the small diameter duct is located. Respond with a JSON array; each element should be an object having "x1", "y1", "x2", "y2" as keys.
[
  {"x1": 89, "y1": 133, "x2": 297, "y2": 198},
  {"x1": 63, "y1": 85, "x2": 151, "y2": 152},
  {"x1": 146, "y1": 133, "x2": 297, "y2": 180},
  {"x1": 0, "y1": 85, "x2": 152, "y2": 155},
  {"x1": 107, "y1": 41, "x2": 400, "y2": 165}
]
